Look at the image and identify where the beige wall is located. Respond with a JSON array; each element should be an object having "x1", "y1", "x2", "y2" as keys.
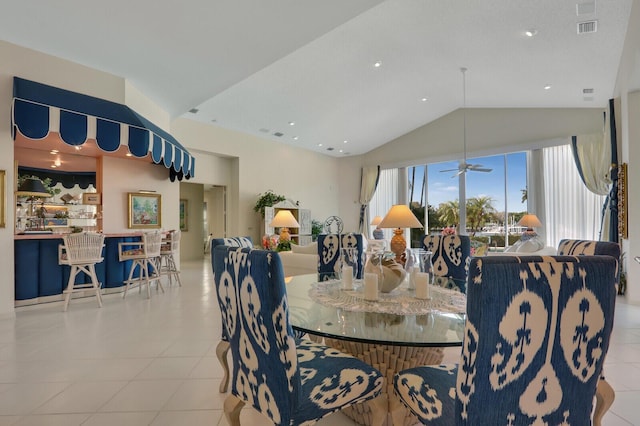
[{"x1": 179, "y1": 182, "x2": 205, "y2": 261}]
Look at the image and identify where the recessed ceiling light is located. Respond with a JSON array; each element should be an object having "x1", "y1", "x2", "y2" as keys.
[
  {"x1": 292, "y1": 136, "x2": 298, "y2": 140},
  {"x1": 288, "y1": 121, "x2": 295, "y2": 126},
  {"x1": 343, "y1": 140, "x2": 348, "y2": 144},
  {"x1": 50, "y1": 165, "x2": 57, "y2": 168},
  {"x1": 525, "y1": 29, "x2": 538, "y2": 37},
  {"x1": 74, "y1": 146, "x2": 81, "y2": 150},
  {"x1": 50, "y1": 150, "x2": 58, "y2": 154},
  {"x1": 318, "y1": 143, "x2": 323, "y2": 147},
  {"x1": 126, "y1": 153, "x2": 133, "y2": 157},
  {"x1": 421, "y1": 97, "x2": 428, "y2": 102},
  {"x1": 544, "y1": 84, "x2": 552, "y2": 90},
  {"x1": 373, "y1": 61, "x2": 382, "y2": 68},
  {"x1": 339, "y1": 149, "x2": 343, "y2": 153}
]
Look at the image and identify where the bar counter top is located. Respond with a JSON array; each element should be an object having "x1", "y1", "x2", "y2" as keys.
[{"x1": 15, "y1": 232, "x2": 143, "y2": 240}]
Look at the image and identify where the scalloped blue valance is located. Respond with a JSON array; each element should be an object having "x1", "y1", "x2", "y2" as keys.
[{"x1": 12, "y1": 77, "x2": 195, "y2": 179}]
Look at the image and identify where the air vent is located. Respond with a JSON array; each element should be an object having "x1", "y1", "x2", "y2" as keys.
[
  {"x1": 188, "y1": 108, "x2": 199, "y2": 114},
  {"x1": 273, "y1": 132, "x2": 284, "y2": 137},
  {"x1": 326, "y1": 147, "x2": 334, "y2": 151},
  {"x1": 583, "y1": 88, "x2": 594, "y2": 94},
  {"x1": 577, "y1": 20, "x2": 597, "y2": 34}
]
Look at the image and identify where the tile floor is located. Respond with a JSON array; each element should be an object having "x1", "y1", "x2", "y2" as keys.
[{"x1": 0, "y1": 259, "x2": 638, "y2": 425}]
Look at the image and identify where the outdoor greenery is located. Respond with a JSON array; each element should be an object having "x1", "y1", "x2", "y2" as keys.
[
  {"x1": 409, "y1": 197, "x2": 527, "y2": 248},
  {"x1": 311, "y1": 219, "x2": 323, "y2": 241}
]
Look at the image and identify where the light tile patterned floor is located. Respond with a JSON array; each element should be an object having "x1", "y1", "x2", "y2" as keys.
[{"x1": 0, "y1": 259, "x2": 638, "y2": 425}]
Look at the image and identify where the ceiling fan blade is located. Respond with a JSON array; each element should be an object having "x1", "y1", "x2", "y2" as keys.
[
  {"x1": 468, "y1": 164, "x2": 492, "y2": 172},
  {"x1": 440, "y1": 168, "x2": 460, "y2": 173}
]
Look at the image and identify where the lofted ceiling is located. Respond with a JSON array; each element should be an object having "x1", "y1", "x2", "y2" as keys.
[{"x1": 1, "y1": 0, "x2": 636, "y2": 158}]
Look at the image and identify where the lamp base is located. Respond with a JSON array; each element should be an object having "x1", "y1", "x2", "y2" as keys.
[
  {"x1": 520, "y1": 228, "x2": 537, "y2": 242},
  {"x1": 279, "y1": 227, "x2": 291, "y2": 243},
  {"x1": 389, "y1": 228, "x2": 406, "y2": 265}
]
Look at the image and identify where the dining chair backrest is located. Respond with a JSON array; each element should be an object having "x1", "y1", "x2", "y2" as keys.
[
  {"x1": 209, "y1": 236, "x2": 252, "y2": 272},
  {"x1": 422, "y1": 234, "x2": 471, "y2": 292},
  {"x1": 213, "y1": 245, "x2": 383, "y2": 425},
  {"x1": 317, "y1": 233, "x2": 364, "y2": 281}
]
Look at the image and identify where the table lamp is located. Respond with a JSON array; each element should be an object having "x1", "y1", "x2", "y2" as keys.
[
  {"x1": 370, "y1": 215, "x2": 384, "y2": 240},
  {"x1": 378, "y1": 204, "x2": 423, "y2": 264},
  {"x1": 16, "y1": 178, "x2": 51, "y2": 198},
  {"x1": 517, "y1": 213, "x2": 542, "y2": 241},
  {"x1": 269, "y1": 210, "x2": 300, "y2": 242}
]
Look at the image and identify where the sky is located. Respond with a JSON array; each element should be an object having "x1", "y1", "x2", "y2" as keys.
[{"x1": 409, "y1": 152, "x2": 527, "y2": 214}]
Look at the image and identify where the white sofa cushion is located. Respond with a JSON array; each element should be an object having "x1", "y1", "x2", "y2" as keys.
[{"x1": 291, "y1": 242, "x2": 318, "y2": 255}]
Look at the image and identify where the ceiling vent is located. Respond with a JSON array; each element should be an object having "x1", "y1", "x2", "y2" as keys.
[
  {"x1": 583, "y1": 88, "x2": 594, "y2": 94},
  {"x1": 273, "y1": 132, "x2": 284, "y2": 137},
  {"x1": 577, "y1": 20, "x2": 598, "y2": 34},
  {"x1": 188, "y1": 108, "x2": 199, "y2": 114},
  {"x1": 576, "y1": 2, "x2": 596, "y2": 16}
]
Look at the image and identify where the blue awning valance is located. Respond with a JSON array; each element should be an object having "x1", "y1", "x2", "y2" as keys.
[{"x1": 12, "y1": 77, "x2": 195, "y2": 179}]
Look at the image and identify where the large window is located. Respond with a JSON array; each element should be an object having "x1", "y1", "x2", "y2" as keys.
[{"x1": 370, "y1": 152, "x2": 528, "y2": 250}]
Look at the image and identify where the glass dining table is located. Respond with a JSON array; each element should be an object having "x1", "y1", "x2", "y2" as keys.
[{"x1": 285, "y1": 274, "x2": 467, "y2": 426}]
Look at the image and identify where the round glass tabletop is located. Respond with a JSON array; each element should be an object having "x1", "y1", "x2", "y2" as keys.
[{"x1": 286, "y1": 274, "x2": 466, "y2": 347}]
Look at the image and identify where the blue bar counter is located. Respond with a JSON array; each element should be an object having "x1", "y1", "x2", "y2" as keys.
[{"x1": 14, "y1": 233, "x2": 143, "y2": 305}]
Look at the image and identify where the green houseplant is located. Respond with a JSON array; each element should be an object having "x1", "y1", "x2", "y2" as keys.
[{"x1": 254, "y1": 190, "x2": 286, "y2": 218}]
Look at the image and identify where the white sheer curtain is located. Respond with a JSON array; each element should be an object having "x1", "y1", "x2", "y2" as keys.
[
  {"x1": 369, "y1": 168, "x2": 398, "y2": 240},
  {"x1": 543, "y1": 144, "x2": 606, "y2": 246}
]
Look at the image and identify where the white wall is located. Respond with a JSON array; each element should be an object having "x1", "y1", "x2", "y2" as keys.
[{"x1": 171, "y1": 118, "x2": 342, "y2": 243}]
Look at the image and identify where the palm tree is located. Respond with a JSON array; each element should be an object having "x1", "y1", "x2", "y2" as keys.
[
  {"x1": 467, "y1": 196, "x2": 496, "y2": 232},
  {"x1": 438, "y1": 200, "x2": 459, "y2": 229}
]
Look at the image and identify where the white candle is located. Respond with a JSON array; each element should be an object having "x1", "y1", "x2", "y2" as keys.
[
  {"x1": 408, "y1": 265, "x2": 419, "y2": 290},
  {"x1": 364, "y1": 272, "x2": 378, "y2": 300},
  {"x1": 415, "y1": 272, "x2": 430, "y2": 299},
  {"x1": 342, "y1": 265, "x2": 353, "y2": 289}
]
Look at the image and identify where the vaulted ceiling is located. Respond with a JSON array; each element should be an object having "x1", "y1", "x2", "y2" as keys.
[{"x1": 1, "y1": 0, "x2": 636, "y2": 157}]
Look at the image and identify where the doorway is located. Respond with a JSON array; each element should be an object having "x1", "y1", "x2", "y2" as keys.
[{"x1": 179, "y1": 183, "x2": 226, "y2": 260}]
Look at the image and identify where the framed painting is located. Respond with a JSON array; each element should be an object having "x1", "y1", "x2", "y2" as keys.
[
  {"x1": 82, "y1": 192, "x2": 101, "y2": 205},
  {"x1": 179, "y1": 199, "x2": 188, "y2": 231},
  {"x1": 128, "y1": 192, "x2": 161, "y2": 228}
]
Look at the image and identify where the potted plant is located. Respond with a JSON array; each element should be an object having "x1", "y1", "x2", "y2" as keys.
[{"x1": 254, "y1": 190, "x2": 286, "y2": 218}]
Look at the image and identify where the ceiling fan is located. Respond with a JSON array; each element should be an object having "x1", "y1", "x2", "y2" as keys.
[{"x1": 441, "y1": 67, "x2": 492, "y2": 177}]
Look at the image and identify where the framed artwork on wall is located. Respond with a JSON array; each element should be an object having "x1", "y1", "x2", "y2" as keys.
[
  {"x1": 128, "y1": 192, "x2": 161, "y2": 229},
  {"x1": 82, "y1": 192, "x2": 101, "y2": 205},
  {"x1": 180, "y1": 199, "x2": 188, "y2": 231}
]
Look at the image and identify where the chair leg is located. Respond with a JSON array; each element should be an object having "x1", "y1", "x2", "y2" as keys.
[
  {"x1": 594, "y1": 378, "x2": 615, "y2": 426},
  {"x1": 63, "y1": 265, "x2": 77, "y2": 312},
  {"x1": 88, "y1": 265, "x2": 102, "y2": 308},
  {"x1": 224, "y1": 394, "x2": 244, "y2": 426},
  {"x1": 217, "y1": 340, "x2": 231, "y2": 393},
  {"x1": 368, "y1": 395, "x2": 388, "y2": 426},
  {"x1": 123, "y1": 260, "x2": 138, "y2": 299}
]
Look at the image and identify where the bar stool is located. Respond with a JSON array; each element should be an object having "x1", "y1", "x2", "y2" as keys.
[
  {"x1": 159, "y1": 230, "x2": 182, "y2": 286},
  {"x1": 118, "y1": 231, "x2": 164, "y2": 298},
  {"x1": 58, "y1": 232, "x2": 105, "y2": 311}
]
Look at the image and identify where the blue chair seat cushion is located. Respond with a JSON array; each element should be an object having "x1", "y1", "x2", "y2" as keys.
[
  {"x1": 394, "y1": 364, "x2": 457, "y2": 426},
  {"x1": 293, "y1": 339, "x2": 383, "y2": 424}
]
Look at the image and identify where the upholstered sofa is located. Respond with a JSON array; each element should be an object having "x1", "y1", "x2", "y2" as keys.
[{"x1": 279, "y1": 242, "x2": 318, "y2": 276}]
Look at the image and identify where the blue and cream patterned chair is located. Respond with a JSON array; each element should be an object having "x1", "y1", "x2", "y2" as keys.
[
  {"x1": 394, "y1": 255, "x2": 617, "y2": 425},
  {"x1": 557, "y1": 238, "x2": 621, "y2": 424},
  {"x1": 317, "y1": 233, "x2": 364, "y2": 281},
  {"x1": 422, "y1": 234, "x2": 471, "y2": 293},
  {"x1": 210, "y1": 236, "x2": 253, "y2": 393},
  {"x1": 213, "y1": 245, "x2": 384, "y2": 426}
]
